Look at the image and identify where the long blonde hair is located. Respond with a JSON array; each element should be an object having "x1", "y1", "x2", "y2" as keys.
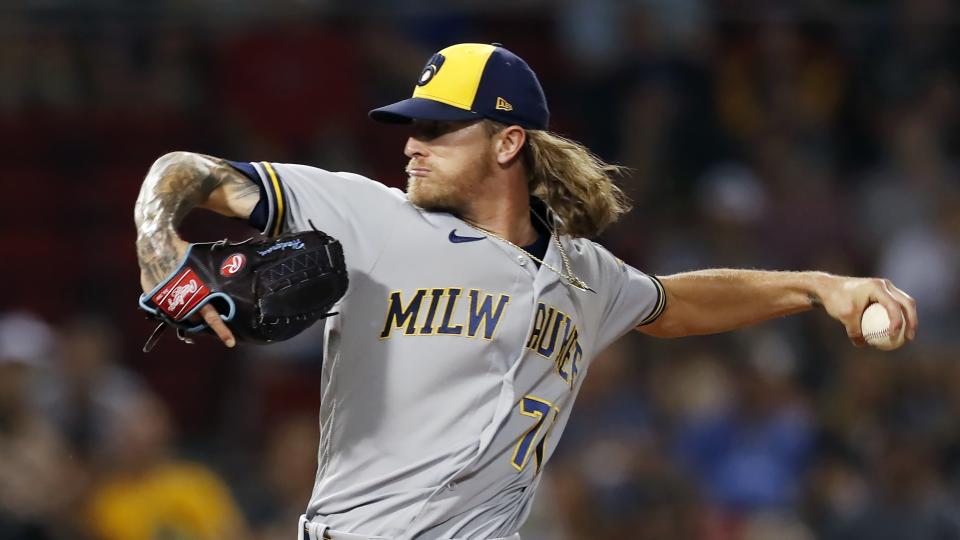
[{"x1": 487, "y1": 121, "x2": 632, "y2": 238}]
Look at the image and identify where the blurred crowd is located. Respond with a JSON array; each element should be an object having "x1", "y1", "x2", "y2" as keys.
[
  {"x1": 0, "y1": 311, "x2": 325, "y2": 540},
  {"x1": 1, "y1": 0, "x2": 959, "y2": 539}
]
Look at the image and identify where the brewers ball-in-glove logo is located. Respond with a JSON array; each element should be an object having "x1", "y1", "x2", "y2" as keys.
[
  {"x1": 138, "y1": 230, "x2": 349, "y2": 351},
  {"x1": 417, "y1": 52, "x2": 445, "y2": 86}
]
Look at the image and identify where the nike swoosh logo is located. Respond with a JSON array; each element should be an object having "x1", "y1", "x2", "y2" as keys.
[{"x1": 449, "y1": 229, "x2": 485, "y2": 243}]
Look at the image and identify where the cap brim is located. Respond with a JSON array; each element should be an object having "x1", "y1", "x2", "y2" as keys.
[{"x1": 369, "y1": 97, "x2": 480, "y2": 124}]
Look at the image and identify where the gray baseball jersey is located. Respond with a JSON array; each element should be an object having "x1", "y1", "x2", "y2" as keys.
[{"x1": 237, "y1": 161, "x2": 666, "y2": 539}]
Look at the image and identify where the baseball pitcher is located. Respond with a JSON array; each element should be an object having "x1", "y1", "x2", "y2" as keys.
[{"x1": 133, "y1": 43, "x2": 917, "y2": 540}]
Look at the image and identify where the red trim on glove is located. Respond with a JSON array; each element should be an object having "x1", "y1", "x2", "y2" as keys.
[{"x1": 151, "y1": 267, "x2": 211, "y2": 321}]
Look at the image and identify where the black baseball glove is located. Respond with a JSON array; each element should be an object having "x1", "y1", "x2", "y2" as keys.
[{"x1": 138, "y1": 230, "x2": 348, "y2": 351}]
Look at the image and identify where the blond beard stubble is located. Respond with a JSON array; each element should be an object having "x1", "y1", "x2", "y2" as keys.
[{"x1": 406, "y1": 147, "x2": 493, "y2": 214}]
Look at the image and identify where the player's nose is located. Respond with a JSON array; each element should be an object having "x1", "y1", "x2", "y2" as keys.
[{"x1": 404, "y1": 136, "x2": 429, "y2": 159}]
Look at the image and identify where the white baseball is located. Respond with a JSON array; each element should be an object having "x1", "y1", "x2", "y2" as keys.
[{"x1": 860, "y1": 302, "x2": 906, "y2": 351}]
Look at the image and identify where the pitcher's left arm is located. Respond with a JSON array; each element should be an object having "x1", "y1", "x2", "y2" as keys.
[{"x1": 636, "y1": 269, "x2": 917, "y2": 346}]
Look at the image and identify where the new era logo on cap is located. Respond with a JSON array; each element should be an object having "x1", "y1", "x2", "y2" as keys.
[{"x1": 369, "y1": 43, "x2": 549, "y2": 130}]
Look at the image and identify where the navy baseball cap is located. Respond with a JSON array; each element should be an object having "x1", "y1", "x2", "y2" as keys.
[{"x1": 369, "y1": 43, "x2": 550, "y2": 130}]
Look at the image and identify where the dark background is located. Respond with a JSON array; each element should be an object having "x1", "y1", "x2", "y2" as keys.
[{"x1": 1, "y1": 1, "x2": 959, "y2": 539}]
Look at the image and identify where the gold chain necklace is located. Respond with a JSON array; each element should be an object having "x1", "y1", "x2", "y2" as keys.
[{"x1": 460, "y1": 214, "x2": 595, "y2": 293}]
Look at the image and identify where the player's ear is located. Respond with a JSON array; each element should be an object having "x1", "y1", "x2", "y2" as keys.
[{"x1": 493, "y1": 125, "x2": 526, "y2": 166}]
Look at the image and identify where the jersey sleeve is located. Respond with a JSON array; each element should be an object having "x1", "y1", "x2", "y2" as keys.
[
  {"x1": 592, "y1": 244, "x2": 667, "y2": 350},
  {"x1": 226, "y1": 160, "x2": 406, "y2": 273}
]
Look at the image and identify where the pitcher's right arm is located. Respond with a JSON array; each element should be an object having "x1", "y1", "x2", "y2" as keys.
[{"x1": 134, "y1": 151, "x2": 260, "y2": 346}]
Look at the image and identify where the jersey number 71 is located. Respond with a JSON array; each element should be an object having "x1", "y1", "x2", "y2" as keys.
[{"x1": 511, "y1": 395, "x2": 560, "y2": 473}]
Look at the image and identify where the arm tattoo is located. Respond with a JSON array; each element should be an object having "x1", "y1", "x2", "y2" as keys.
[
  {"x1": 223, "y1": 173, "x2": 261, "y2": 202},
  {"x1": 133, "y1": 152, "x2": 256, "y2": 288}
]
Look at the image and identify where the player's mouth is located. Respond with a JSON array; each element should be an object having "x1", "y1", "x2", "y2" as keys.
[{"x1": 406, "y1": 167, "x2": 430, "y2": 177}]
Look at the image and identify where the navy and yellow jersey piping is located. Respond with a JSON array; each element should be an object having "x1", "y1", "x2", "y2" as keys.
[
  {"x1": 637, "y1": 274, "x2": 666, "y2": 326},
  {"x1": 226, "y1": 160, "x2": 287, "y2": 237},
  {"x1": 259, "y1": 161, "x2": 287, "y2": 237}
]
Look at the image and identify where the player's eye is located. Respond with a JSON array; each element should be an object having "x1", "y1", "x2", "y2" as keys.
[
  {"x1": 411, "y1": 120, "x2": 477, "y2": 141},
  {"x1": 411, "y1": 121, "x2": 443, "y2": 140}
]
